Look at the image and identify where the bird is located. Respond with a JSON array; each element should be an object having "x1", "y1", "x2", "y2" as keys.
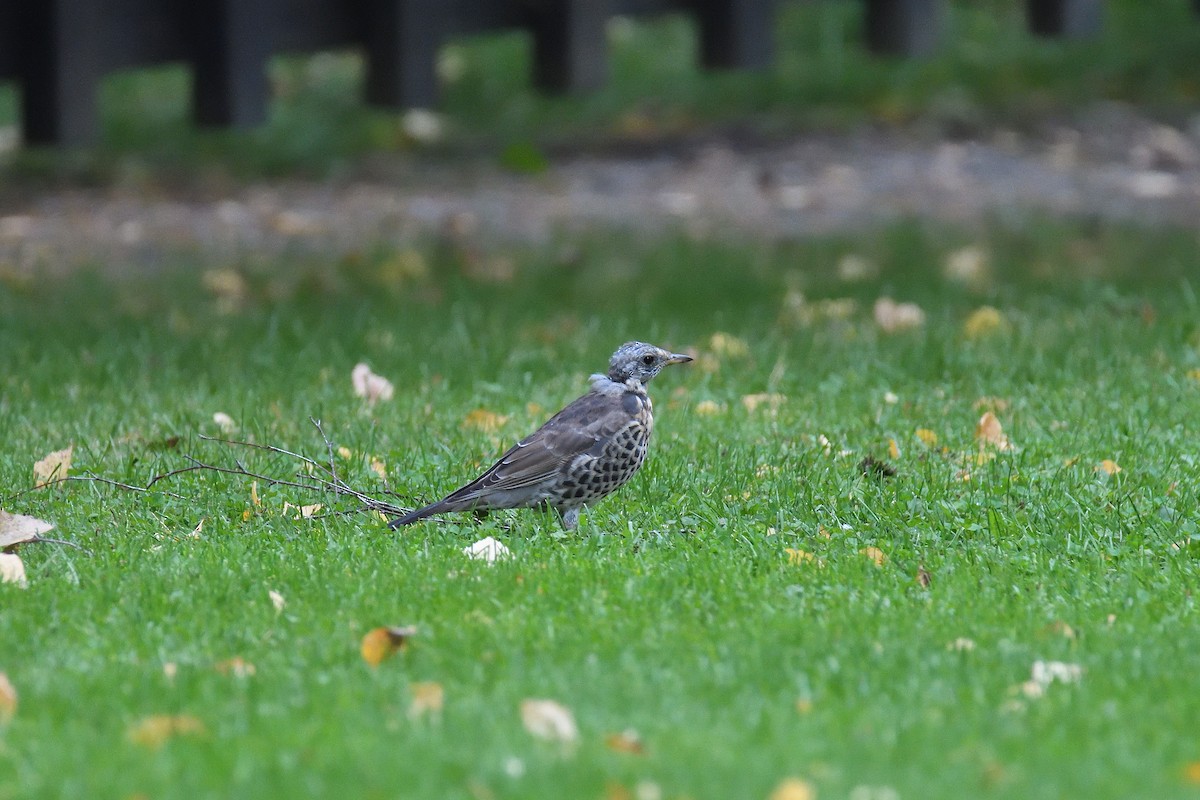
[{"x1": 389, "y1": 341, "x2": 693, "y2": 530}]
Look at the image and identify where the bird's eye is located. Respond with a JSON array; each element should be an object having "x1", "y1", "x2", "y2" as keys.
[{"x1": 641, "y1": 354, "x2": 655, "y2": 365}]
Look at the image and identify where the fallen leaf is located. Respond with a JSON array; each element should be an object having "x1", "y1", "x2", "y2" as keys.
[
  {"x1": 0, "y1": 553, "x2": 27, "y2": 588},
  {"x1": 520, "y1": 698, "x2": 579, "y2": 744},
  {"x1": 0, "y1": 673, "x2": 16, "y2": 722},
  {"x1": 917, "y1": 564, "x2": 932, "y2": 588},
  {"x1": 337, "y1": 446, "x2": 353, "y2": 459},
  {"x1": 1043, "y1": 620, "x2": 1076, "y2": 640},
  {"x1": 859, "y1": 546, "x2": 886, "y2": 567},
  {"x1": 268, "y1": 590, "x2": 286, "y2": 613},
  {"x1": 694, "y1": 400, "x2": 724, "y2": 416},
  {"x1": 127, "y1": 714, "x2": 206, "y2": 749},
  {"x1": 873, "y1": 297, "x2": 925, "y2": 333},
  {"x1": 1096, "y1": 459, "x2": 1122, "y2": 476},
  {"x1": 914, "y1": 428, "x2": 938, "y2": 447},
  {"x1": 463, "y1": 536, "x2": 511, "y2": 564},
  {"x1": 351, "y1": 363, "x2": 395, "y2": 406},
  {"x1": 1017, "y1": 659, "x2": 1082, "y2": 698},
  {"x1": 202, "y1": 268, "x2": 247, "y2": 312},
  {"x1": 250, "y1": 480, "x2": 261, "y2": 507},
  {"x1": 0, "y1": 510, "x2": 55, "y2": 549},
  {"x1": 768, "y1": 777, "x2": 817, "y2": 800},
  {"x1": 858, "y1": 455, "x2": 896, "y2": 479},
  {"x1": 975, "y1": 412, "x2": 1011, "y2": 451},
  {"x1": 963, "y1": 306, "x2": 1006, "y2": 338},
  {"x1": 944, "y1": 245, "x2": 991, "y2": 286},
  {"x1": 370, "y1": 458, "x2": 388, "y2": 479},
  {"x1": 708, "y1": 332, "x2": 750, "y2": 359},
  {"x1": 948, "y1": 637, "x2": 976, "y2": 652},
  {"x1": 408, "y1": 681, "x2": 445, "y2": 719},
  {"x1": 212, "y1": 412, "x2": 237, "y2": 433},
  {"x1": 795, "y1": 698, "x2": 814, "y2": 714},
  {"x1": 213, "y1": 657, "x2": 256, "y2": 678},
  {"x1": 462, "y1": 409, "x2": 509, "y2": 432},
  {"x1": 283, "y1": 501, "x2": 323, "y2": 519},
  {"x1": 163, "y1": 662, "x2": 178, "y2": 681},
  {"x1": 1183, "y1": 762, "x2": 1200, "y2": 785},
  {"x1": 33, "y1": 445, "x2": 73, "y2": 488},
  {"x1": 605, "y1": 729, "x2": 645, "y2": 755},
  {"x1": 888, "y1": 438, "x2": 901, "y2": 459},
  {"x1": 361, "y1": 625, "x2": 417, "y2": 667},
  {"x1": 741, "y1": 393, "x2": 786, "y2": 414}
]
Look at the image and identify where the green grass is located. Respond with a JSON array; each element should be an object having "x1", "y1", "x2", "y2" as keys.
[
  {"x1": 2, "y1": 218, "x2": 1200, "y2": 798},
  {"x1": 3, "y1": 0, "x2": 1200, "y2": 180}
]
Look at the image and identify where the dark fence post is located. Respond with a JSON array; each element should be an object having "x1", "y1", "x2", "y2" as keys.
[
  {"x1": 864, "y1": 0, "x2": 944, "y2": 56},
  {"x1": 696, "y1": 0, "x2": 776, "y2": 70},
  {"x1": 528, "y1": 0, "x2": 612, "y2": 92},
  {"x1": 365, "y1": 0, "x2": 444, "y2": 108},
  {"x1": 191, "y1": 0, "x2": 278, "y2": 128},
  {"x1": 19, "y1": 0, "x2": 104, "y2": 146},
  {"x1": 1027, "y1": 0, "x2": 1103, "y2": 38}
]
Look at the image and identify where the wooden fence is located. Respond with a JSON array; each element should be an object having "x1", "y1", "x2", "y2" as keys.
[{"x1": 0, "y1": 0, "x2": 1156, "y2": 148}]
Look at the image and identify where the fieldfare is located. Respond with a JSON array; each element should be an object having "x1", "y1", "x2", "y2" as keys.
[{"x1": 389, "y1": 341, "x2": 692, "y2": 530}]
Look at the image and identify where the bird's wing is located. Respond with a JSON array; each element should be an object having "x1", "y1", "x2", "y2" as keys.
[{"x1": 440, "y1": 389, "x2": 636, "y2": 503}]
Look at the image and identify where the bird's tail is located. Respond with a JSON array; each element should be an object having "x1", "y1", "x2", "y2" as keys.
[{"x1": 387, "y1": 502, "x2": 444, "y2": 529}]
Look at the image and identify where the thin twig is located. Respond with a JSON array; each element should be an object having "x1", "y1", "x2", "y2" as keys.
[{"x1": 28, "y1": 535, "x2": 92, "y2": 555}]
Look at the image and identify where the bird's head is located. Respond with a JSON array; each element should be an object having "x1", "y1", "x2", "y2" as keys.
[{"x1": 607, "y1": 342, "x2": 693, "y2": 384}]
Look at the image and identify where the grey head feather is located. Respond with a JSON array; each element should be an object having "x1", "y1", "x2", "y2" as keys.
[{"x1": 606, "y1": 341, "x2": 693, "y2": 384}]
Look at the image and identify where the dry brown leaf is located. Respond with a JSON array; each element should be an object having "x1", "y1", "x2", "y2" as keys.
[
  {"x1": 360, "y1": 625, "x2": 417, "y2": 667},
  {"x1": 914, "y1": 428, "x2": 938, "y2": 447},
  {"x1": 1097, "y1": 459, "x2": 1122, "y2": 476},
  {"x1": 213, "y1": 657, "x2": 256, "y2": 678},
  {"x1": 873, "y1": 297, "x2": 925, "y2": 333},
  {"x1": 520, "y1": 698, "x2": 579, "y2": 743},
  {"x1": 127, "y1": 714, "x2": 206, "y2": 749},
  {"x1": 0, "y1": 673, "x2": 16, "y2": 723},
  {"x1": 604, "y1": 729, "x2": 645, "y2": 755},
  {"x1": 768, "y1": 777, "x2": 817, "y2": 800},
  {"x1": 0, "y1": 510, "x2": 55, "y2": 549},
  {"x1": 462, "y1": 409, "x2": 509, "y2": 432},
  {"x1": 975, "y1": 412, "x2": 1011, "y2": 450},
  {"x1": 408, "y1": 681, "x2": 445, "y2": 719},
  {"x1": 33, "y1": 445, "x2": 73, "y2": 488},
  {"x1": 0, "y1": 553, "x2": 27, "y2": 588},
  {"x1": 859, "y1": 546, "x2": 886, "y2": 567},
  {"x1": 351, "y1": 363, "x2": 395, "y2": 406},
  {"x1": 917, "y1": 564, "x2": 932, "y2": 588}
]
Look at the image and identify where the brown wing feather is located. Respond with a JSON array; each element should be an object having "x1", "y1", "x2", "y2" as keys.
[{"x1": 439, "y1": 390, "x2": 633, "y2": 504}]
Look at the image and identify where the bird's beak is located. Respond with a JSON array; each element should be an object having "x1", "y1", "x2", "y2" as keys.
[{"x1": 666, "y1": 353, "x2": 694, "y2": 365}]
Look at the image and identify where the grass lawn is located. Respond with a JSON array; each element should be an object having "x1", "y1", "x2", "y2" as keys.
[{"x1": 2, "y1": 219, "x2": 1200, "y2": 798}]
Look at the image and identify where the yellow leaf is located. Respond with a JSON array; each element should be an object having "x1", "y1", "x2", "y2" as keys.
[
  {"x1": 1186, "y1": 368, "x2": 1200, "y2": 383},
  {"x1": 785, "y1": 548, "x2": 815, "y2": 565},
  {"x1": 0, "y1": 673, "x2": 16, "y2": 723},
  {"x1": 1097, "y1": 459, "x2": 1122, "y2": 476},
  {"x1": 963, "y1": 306, "x2": 1006, "y2": 338},
  {"x1": 975, "y1": 412, "x2": 1011, "y2": 450},
  {"x1": 337, "y1": 446, "x2": 353, "y2": 459},
  {"x1": 742, "y1": 393, "x2": 786, "y2": 414},
  {"x1": 370, "y1": 458, "x2": 387, "y2": 479},
  {"x1": 520, "y1": 698, "x2": 579, "y2": 743},
  {"x1": 768, "y1": 777, "x2": 817, "y2": 800},
  {"x1": 408, "y1": 681, "x2": 445, "y2": 720},
  {"x1": 915, "y1": 428, "x2": 938, "y2": 447},
  {"x1": 859, "y1": 546, "x2": 886, "y2": 566},
  {"x1": 462, "y1": 408, "x2": 509, "y2": 432},
  {"x1": 241, "y1": 508, "x2": 252, "y2": 522},
  {"x1": 888, "y1": 438, "x2": 901, "y2": 459},
  {"x1": 127, "y1": 715, "x2": 206, "y2": 749},
  {"x1": 694, "y1": 400, "x2": 724, "y2": 416},
  {"x1": 604, "y1": 729, "x2": 645, "y2": 755},
  {"x1": 360, "y1": 626, "x2": 416, "y2": 667},
  {"x1": 33, "y1": 445, "x2": 73, "y2": 489},
  {"x1": 1183, "y1": 762, "x2": 1200, "y2": 785},
  {"x1": 708, "y1": 332, "x2": 750, "y2": 359},
  {"x1": 1063, "y1": 456, "x2": 1080, "y2": 467},
  {"x1": 213, "y1": 657, "x2": 256, "y2": 678}
]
